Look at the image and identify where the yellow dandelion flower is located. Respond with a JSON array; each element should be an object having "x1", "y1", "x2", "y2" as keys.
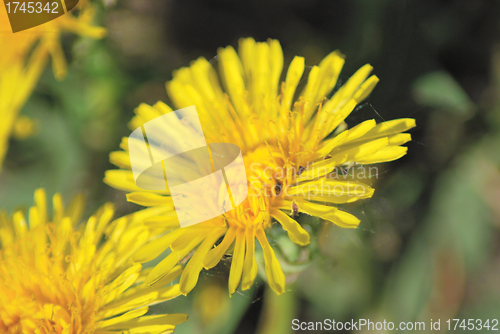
[
  {"x1": 105, "y1": 38, "x2": 416, "y2": 295},
  {"x1": 0, "y1": 3, "x2": 107, "y2": 170},
  {"x1": 0, "y1": 189, "x2": 187, "y2": 333}
]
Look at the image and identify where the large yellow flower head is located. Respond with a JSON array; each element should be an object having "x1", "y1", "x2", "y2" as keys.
[
  {"x1": 0, "y1": 3, "x2": 106, "y2": 171},
  {"x1": 105, "y1": 38, "x2": 415, "y2": 295},
  {"x1": 0, "y1": 189, "x2": 187, "y2": 333}
]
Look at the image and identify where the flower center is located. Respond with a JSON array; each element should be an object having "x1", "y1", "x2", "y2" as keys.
[{"x1": 0, "y1": 234, "x2": 100, "y2": 334}]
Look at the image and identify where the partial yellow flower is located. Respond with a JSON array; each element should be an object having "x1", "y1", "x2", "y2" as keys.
[
  {"x1": 105, "y1": 38, "x2": 415, "y2": 295},
  {"x1": 0, "y1": 3, "x2": 107, "y2": 170},
  {"x1": 11, "y1": 115, "x2": 38, "y2": 140},
  {"x1": 0, "y1": 189, "x2": 187, "y2": 333}
]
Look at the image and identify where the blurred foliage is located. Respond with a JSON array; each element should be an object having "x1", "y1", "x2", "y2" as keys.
[{"x1": 2, "y1": 0, "x2": 500, "y2": 333}]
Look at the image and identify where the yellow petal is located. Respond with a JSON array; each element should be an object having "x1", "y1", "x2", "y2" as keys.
[
  {"x1": 349, "y1": 118, "x2": 416, "y2": 144},
  {"x1": 317, "y1": 51, "x2": 345, "y2": 97},
  {"x1": 238, "y1": 37, "x2": 256, "y2": 83},
  {"x1": 157, "y1": 284, "x2": 183, "y2": 301},
  {"x1": 133, "y1": 229, "x2": 184, "y2": 263},
  {"x1": 129, "y1": 103, "x2": 164, "y2": 129},
  {"x1": 298, "y1": 137, "x2": 389, "y2": 181},
  {"x1": 180, "y1": 228, "x2": 225, "y2": 295},
  {"x1": 218, "y1": 45, "x2": 248, "y2": 116},
  {"x1": 317, "y1": 119, "x2": 376, "y2": 156},
  {"x1": 328, "y1": 64, "x2": 373, "y2": 109},
  {"x1": 269, "y1": 38, "x2": 284, "y2": 101},
  {"x1": 328, "y1": 135, "x2": 389, "y2": 163},
  {"x1": 229, "y1": 228, "x2": 246, "y2": 295},
  {"x1": 296, "y1": 200, "x2": 360, "y2": 228},
  {"x1": 12, "y1": 211, "x2": 27, "y2": 239},
  {"x1": 241, "y1": 227, "x2": 258, "y2": 290},
  {"x1": 52, "y1": 193, "x2": 64, "y2": 225},
  {"x1": 104, "y1": 170, "x2": 169, "y2": 194},
  {"x1": 98, "y1": 307, "x2": 149, "y2": 329},
  {"x1": 86, "y1": 257, "x2": 132, "y2": 303},
  {"x1": 203, "y1": 227, "x2": 235, "y2": 269},
  {"x1": 0, "y1": 211, "x2": 14, "y2": 246},
  {"x1": 301, "y1": 51, "x2": 345, "y2": 120},
  {"x1": 270, "y1": 208, "x2": 310, "y2": 246},
  {"x1": 100, "y1": 291, "x2": 159, "y2": 319},
  {"x1": 251, "y1": 42, "x2": 271, "y2": 113},
  {"x1": 101, "y1": 314, "x2": 187, "y2": 331},
  {"x1": 387, "y1": 133, "x2": 412, "y2": 146},
  {"x1": 298, "y1": 66, "x2": 319, "y2": 119},
  {"x1": 103, "y1": 170, "x2": 145, "y2": 193},
  {"x1": 353, "y1": 75, "x2": 379, "y2": 103},
  {"x1": 137, "y1": 264, "x2": 182, "y2": 286},
  {"x1": 287, "y1": 179, "x2": 374, "y2": 203},
  {"x1": 126, "y1": 192, "x2": 173, "y2": 207},
  {"x1": 314, "y1": 124, "x2": 351, "y2": 157},
  {"x1": 142, "y1": 214, "x2": 180, "y2": 229},
  {"x1": 103, "y1": 313, "x2": 188, "y2": 330},
  {"x1": 116, "y1": 205, "x2": 174, "y2": 230},
  {"x1": 144, "y1": 236, "x2": 203, "y2": 286},
  {"x1": 109, "y1": 151, "x2": 131, "y2": 169},
  {"x1": 345, "y1": 119, "x2": 377, "y2": 141},
  {"x1": 319, "y1": 98, "x2": 358, "y2": 140},
  {"x1": 282, "y1": 56, "x2": 305, "y2": 112},
  {"x1": 170, "y1": 227, "x2": 214, "y2": 251},
  {"x1": 34, "y1": 188, "x2": 47, "y2": 226},
  {"x1": 256, "y1": 228, "x2": 285, "y2": 295},
  {"x1": 356, "y1": 145, "x2": 408, "y2": 164}
]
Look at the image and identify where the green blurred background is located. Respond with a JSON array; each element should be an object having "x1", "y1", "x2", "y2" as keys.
[{"x1": 2, "y1": 0, "x2": 500, "y2": 333}]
